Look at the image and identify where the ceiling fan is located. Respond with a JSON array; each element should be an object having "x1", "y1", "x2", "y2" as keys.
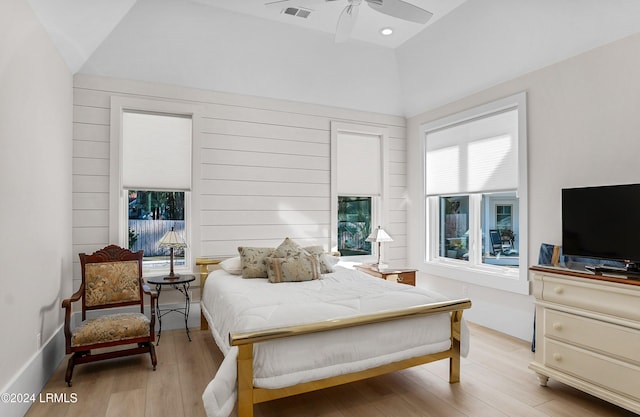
[{"x1": 266, "y1": 0, "x2": 433, "y2": 43}]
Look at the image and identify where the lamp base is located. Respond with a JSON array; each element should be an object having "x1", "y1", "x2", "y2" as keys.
[{"x1": 163, "y1": 274, "x2": 180, "y2": 280}]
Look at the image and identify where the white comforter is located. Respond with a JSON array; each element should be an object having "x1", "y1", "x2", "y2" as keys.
[{"x1": 201, "y1": 266, "x2": 469, "y2": 417}]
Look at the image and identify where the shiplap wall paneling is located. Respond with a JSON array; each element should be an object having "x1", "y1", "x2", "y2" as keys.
[{"x1": 72, "y1": 74, "x2": 408, "y2": 288}]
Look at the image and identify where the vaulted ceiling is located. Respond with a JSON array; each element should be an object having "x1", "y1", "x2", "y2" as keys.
[{"x1": 27, "y1": 0, "x2": 640, "y2": 116}]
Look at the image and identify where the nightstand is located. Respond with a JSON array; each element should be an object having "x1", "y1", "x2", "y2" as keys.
[
  {"x1": 355, "y1": 264, "x2": 417, "y2": 286},
  {"x1": 147, "y1": 274, "x2": 195, "y2": 344}
]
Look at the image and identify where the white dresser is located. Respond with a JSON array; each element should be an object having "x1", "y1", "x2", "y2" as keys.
[{"x1": 530, "y1": 266, "x2": 640, "y2": 414}]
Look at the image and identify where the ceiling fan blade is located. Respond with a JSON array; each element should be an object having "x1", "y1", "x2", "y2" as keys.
[
  {"x1": 334, "y1": 2, "x2": 360, "y2": 43},
  {"x1": 366, "y1": 0, "x2": 433, "y2": 24}
]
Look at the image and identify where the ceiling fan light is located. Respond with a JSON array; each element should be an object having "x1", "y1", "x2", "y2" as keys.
[{"x1": 380, "y1": 27, "x2": 393, "y2": 36}]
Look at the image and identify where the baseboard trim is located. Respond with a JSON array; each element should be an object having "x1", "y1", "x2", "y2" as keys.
[{"x1": 0, "y1": 324, "x2": 66, "y2": 417}]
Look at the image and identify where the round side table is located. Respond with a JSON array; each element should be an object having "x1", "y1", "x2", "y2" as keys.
[{"x1": 146, "y1": 274, "x2": 195, "y2": 345}]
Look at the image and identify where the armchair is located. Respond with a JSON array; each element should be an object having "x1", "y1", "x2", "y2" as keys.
[{"x1": 62, "y1": 245, "x2": 157, "y2": 386}]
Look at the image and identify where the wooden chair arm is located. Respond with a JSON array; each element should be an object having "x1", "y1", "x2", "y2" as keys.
[
  {"x1": 142, "y1": 284, "x2": 157, "y2": 299},
  {"x1": 61, "y1": 286, "x2": 83, "y2": 309},
  {"x1": 61, "y1": 284, "x2": 84, "y2": 354},
  {"x1": 142, "y1": 284, "x2": 158, "y2": 341},
  {"x1": 142, "y1": 285, "x2": 158, "y2": 311}
]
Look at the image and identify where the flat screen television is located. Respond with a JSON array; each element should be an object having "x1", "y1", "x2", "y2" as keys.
[{"x1": 562, "y1": 183, "x2": 640, "y2": 274}]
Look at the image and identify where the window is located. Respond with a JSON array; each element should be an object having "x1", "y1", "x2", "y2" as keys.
[
  {"x1": 482, "y1": 192, "x2": 518, "y2": 266},
  {"x1": 110, "y1": 98, "x2": 196, "y2": 274},
  {"x1": 440, "y1": 195, "x2": 469, "y2": 261},
  {"x1": 128, "y1": 190, "x2": 186, "y2": 271},
  {"x1": 330, "y1": 122, "x2": 388, "y2": 260},
  {"x1": 422, "y1": 93, "x2": 528, "y2": 294},
  {"x1": 496, "y1": 204, "x2": 513, "y2": 231},
  {"x1": 338, "y1": 196, "x2": 372, "y2": 256}
]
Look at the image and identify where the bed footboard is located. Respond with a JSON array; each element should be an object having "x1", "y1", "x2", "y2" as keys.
[{"x1": 230, "y1": 298, "x2": 471, "y2": 417}]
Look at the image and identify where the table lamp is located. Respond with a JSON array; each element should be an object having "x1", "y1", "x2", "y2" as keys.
[
  {"x1": 158, "y1": 227, "x2": 187, "y2": 280},
  {"x1": 366, "y1": 225, "x2": 393, "y2": 268}
]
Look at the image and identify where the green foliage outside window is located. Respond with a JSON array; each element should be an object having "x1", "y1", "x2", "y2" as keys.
[{"x1": 338, "y1": 196, "x2": 372, "y2": 256}]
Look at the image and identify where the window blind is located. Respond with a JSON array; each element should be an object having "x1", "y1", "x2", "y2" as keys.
[
  {"x1": 425, "y1": 108, "x2": 518, "y2": 196},
  {"x1": 337, "y1": 132, "x2": 381, "y2": 196},
  {"x1": 122, "y1": 111, "x2": 192, "y2": 191}
]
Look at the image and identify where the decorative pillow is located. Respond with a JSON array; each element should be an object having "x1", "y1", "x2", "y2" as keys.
[
  {"x1": 237, "y1": 247, "x2": 274, "y2": 278},
  {"x1": 324, "y1": 253, "x2": 340, "y2": 268},
  {"x1": 273, "y1": 237, "x2": 308, "y2": 258},
  {"x1": 265, "y1": 254, "x2": 320, "y2": 283},
  {"x1": 220, "y1": 256, "x2": 242, "y2": 275},
  {"x1": 304, "y1": 246, "x2": 336, "y2": 273}
]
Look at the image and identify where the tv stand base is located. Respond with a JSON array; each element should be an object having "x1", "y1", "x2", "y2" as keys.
[{"x1": 530, "y1": 267, "x2": 640, "y2": 415}]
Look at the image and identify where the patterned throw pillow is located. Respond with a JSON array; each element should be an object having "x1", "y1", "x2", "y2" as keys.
[
  {"x1": 304, "y1": 245, "x2": 336, "y2": 274},
  {"x1": 237, "y1": 247, "x2": 274, "y2": 278},
  {"x1": 265, "y1": 254, "x2": 320, "y2": 283},
  {"x1": 273, "y1": 237, "x2": 308, "y2": 258}
]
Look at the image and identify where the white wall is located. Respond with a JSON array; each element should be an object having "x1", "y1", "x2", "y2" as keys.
[
  {"x1": 72, "y1": 74, "x2": 408, "y2": 290},
  {"x1": 407, "y1": 32, "x2": 640, "y2": 341},
  {"x1": 0, "y1": 0, "x2": 72, "y2": 411}
]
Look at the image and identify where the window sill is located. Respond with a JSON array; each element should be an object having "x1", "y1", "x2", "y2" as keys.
[{"x1": 422, "y1": 260, "x2": 530, "y2": 295}]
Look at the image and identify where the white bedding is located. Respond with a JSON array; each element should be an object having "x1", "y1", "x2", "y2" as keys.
[{"x1": 201, "y1": 265, "x2": 469, "y2": 417}]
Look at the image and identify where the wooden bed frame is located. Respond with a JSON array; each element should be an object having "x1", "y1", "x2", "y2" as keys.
[{"x1": 196, "y1": 258, "x2": 472, "y2": 417}]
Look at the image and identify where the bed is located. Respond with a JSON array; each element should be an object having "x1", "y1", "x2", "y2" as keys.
[{"x1": 197, "y1": 254, "x2": 471, "y2": 417}]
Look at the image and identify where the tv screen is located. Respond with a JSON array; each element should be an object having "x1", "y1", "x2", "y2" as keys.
[{"x1": 562, "y1": 183, "x2": 640, "y2": 265}]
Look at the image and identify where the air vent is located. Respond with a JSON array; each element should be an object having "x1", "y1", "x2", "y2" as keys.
[{"x1": 283, "y1": 7, "x2": 312, "y2": 18}]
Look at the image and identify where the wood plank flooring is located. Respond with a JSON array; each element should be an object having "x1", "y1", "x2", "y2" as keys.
[{"x1": 25, "y1": 323, "x2": 638, "y2": 417}]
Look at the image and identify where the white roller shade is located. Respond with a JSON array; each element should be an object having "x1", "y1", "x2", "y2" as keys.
[
  {"x1": 337, "y1": 133, "x2": 381, "y2": 196},
  {"x1": 122, "y1": 111, "x2": 192, "y2": 191},
  {"x1": 425, "y1": 109, "x2": 518, "y2": 196}
]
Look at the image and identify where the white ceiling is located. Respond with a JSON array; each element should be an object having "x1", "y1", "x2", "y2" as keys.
[
  {"x1": 27, "y1": 0, "x2": 137, "y2": 73},
  {"x1": 196, "y1": 0, "x2": 466, "y2": 48},
  {"x1": 25, "y1": 0, "x2": 640, "y2": 116}
]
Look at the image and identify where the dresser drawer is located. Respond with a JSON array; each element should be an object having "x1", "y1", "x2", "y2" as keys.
[
  {"x1": 540, "y1": 275, "x2": 640, "y2": 321},
  {"x1": 544, "y1": 339, "x2": 640, "y2": 400},
  {"x1": 544, "y1": 309, "x2": 640, "y2": 364}
]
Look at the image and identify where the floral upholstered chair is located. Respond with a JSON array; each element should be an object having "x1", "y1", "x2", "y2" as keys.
[{"x1": 62, "y1": 245, "x2": 157, "y2": 386}]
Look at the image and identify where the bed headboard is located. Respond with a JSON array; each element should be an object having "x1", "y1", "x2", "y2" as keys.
[{"x1": 195, "y1": 257, "x2": 222, "y2": 330}]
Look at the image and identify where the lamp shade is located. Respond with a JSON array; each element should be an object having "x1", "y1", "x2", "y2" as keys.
[
  {"x1": 366, "y1": 226, "x2": 393, "y2": 243},
  {"x1": 158, "y1": 228, "x2": 187, "y2": 249}
]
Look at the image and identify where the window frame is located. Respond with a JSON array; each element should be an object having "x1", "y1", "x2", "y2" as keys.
[
  {"x1": 330, "y1": 122, "x2": 389, "y2": 263},
  {"x1": 420, "y1": 92, "x2": 529, "y2": 294},
  {"x1": 110, "y1": 97, "x2": 202, "y2": 276}
]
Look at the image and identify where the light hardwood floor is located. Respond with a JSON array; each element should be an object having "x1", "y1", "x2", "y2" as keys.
[{"x1": 25, "y1": 323, "x2": 637, "y2": 417}]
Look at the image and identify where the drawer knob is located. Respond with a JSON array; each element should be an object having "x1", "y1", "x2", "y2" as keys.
[
  {"x1": 553, "y1": 286, "x2": 564, "y2": 295},
  {"x1": 553, "y1": 353, "x2": 562, "y2": 362},
  {"x1": 552, "y1": 322, "x2": 562, "y2": 331}
]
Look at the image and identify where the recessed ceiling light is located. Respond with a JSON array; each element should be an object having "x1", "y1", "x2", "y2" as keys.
[{"x1": 380, "y1": 27, "x2": 393, "y2": 36}]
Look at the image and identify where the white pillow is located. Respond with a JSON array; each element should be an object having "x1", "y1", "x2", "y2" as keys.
[
  {"x1": 220, "y1": 256, "x2": 242, "y2": 275},
  {"x1": 323, "y1": 253, "x2": 340, "y2": 268}
]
